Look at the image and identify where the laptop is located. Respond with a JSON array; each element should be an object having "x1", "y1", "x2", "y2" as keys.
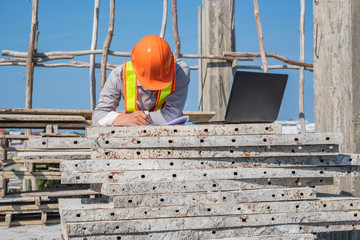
[{"x1": 223, "y1": 71, "x2": 288, "y2": 123}]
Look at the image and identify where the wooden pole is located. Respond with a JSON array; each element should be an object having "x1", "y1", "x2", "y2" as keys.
[
  {"x1": 230, "y1": 0, "x2": 237, "y2": 76},
  {"x1": 89, "y1": 0, "x2": 100, "y2": 110},
  {"x1": 171, "y1": 0, "x2": 180, "y2": 58},
  {"x1": 299, "y1": 0, "x2": 306, "y2": 134},
  {"x1": 160, "y1": 0, "x2": 168, "y2": 38},
  {"x1": 253, "y1": 0, "x2": 268, "y2": 73},
  {"x1": 25, "y1": 0, "x2": 39, "y2": 109},
  {"x1": 100, "y1": 0, "x2": 115, "y2": 90}
]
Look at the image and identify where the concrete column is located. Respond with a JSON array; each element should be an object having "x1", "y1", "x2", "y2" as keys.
[
  {"x1": 198, "y1": 0, "x2": 234, "y2": 121},
  {"x1": 314, "y1": 0, "x2": 360, "y2": 239}
]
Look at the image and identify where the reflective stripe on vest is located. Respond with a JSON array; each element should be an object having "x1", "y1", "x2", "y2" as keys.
[{"x1": 123, "y1": 61, "x2": 176, "y2": 112}]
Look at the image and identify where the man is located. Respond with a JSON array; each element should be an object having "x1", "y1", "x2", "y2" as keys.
[{"x1": 92, "y1": 35, "x2": 190, "y2": 126}]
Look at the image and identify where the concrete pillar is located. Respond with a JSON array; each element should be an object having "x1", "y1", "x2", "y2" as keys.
[
  {"x1": 314, "y1": 0, "x2": 360, "y2": 239},
  {"x1": 198, "y1": 0, "x2": 235, "y2": 121}
]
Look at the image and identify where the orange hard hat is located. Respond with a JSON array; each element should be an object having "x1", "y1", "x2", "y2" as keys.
[{"x1": 131, "y1": 35, "x2": 175, "y2": 90}]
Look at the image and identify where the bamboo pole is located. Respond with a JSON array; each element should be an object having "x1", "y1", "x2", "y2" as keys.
[
  {"x1": 89, "y1": 0, "x2": 100, "y2": 110},
  {"x1": 160, "y1": 0, "x2": 168, "y2": 38},
  {"x1": 299, "y1": 0, "x2": 306, "y2": 134},
  {"x1": 171, "y1": 0, "x2": 180, "y2": 58},
  {"x1": 253, "y1": 0, "x2": 268, "y2": 73},
  {"x1": 100, "y1": 0, "x2": 115, "y2": 90},
  {"x1": 230, "y1": 0, "x2": 237, "y2": 76},
  {"x1": 223, "y1": 52, "x2": 313, "y2": 68},
  {"x1": 25, "y1": 0, "x2": 39, "y2": 109}
]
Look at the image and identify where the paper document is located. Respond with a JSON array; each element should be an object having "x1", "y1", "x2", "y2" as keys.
[
  {"x1": 164, "y1": 116, "x2": 189, "y2": 125},
  {"x1": 113, "y1": 116, "x2": 189, "y2": 126}
]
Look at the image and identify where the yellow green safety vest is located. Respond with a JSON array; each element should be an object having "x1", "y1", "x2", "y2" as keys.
[{"x1": 123, "y1": 61, "x2": 175, "y2": 112}]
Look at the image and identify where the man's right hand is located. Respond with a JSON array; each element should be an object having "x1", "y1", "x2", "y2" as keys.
[{"x1": 113, "y1": 111, "x2": 150, "y2": 125}]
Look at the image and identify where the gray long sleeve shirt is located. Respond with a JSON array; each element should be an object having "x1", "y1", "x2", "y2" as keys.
[{"x1": 92, "y1": 59, "x2": 190, "y2": 126}]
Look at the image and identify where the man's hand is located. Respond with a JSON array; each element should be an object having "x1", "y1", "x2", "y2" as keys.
[{"x1": 113, "y1": 111, "x2": 150, "y2": 125}]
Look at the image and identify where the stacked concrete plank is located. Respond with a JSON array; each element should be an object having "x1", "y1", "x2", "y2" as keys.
[{"x1": 28, "y1": 123, "x2": 360, "y2": 239}]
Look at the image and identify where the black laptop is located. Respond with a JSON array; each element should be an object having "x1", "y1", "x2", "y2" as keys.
[{"x1": 223, "y1": 71, "x2": 288, "y2": 123}]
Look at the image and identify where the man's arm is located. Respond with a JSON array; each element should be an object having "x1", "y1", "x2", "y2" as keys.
[
  {"x1": 149, "y1": 59, "x2": 190, "y2": 125},
  {"x1": 92, "y1": 66, "x2": 123, "y2": 126},
  {"x1": 92, "y1": 65, "x2": 150, "y2": 126}
]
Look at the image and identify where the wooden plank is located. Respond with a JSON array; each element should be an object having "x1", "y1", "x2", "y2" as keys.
[
  {"x1": 29, "y1": 133, "x2": 342, "y2": 149},
  {"x1": 61, "y1": 167, "x2": 357, "y2": 184},
  {"x1": 0, "y1": 114, "x2": 85, "y2": 122},
  {"x1": 0, "y1": 203, "x2": 58, "y2": 212},
  {"x1": 91, "y1": 145, "x2": 339, "y2": 160},
  {"x1": 0, "y1": 171, "x2": 61, "y2": 180},
  {"x1": 63, "y1": 223, "x2": 360, "y2": 240},
  {"x1": 4, "y1": 189, "x2": 98, "y2": 198},
  {"x1": 0, "y1": 122, "x2": 91, "y2": 129},
  {"x1": 60, "y1": 155, "x2": 360, "y2": 172},
  {"x1": 101, "y1": 178, "x2": 333, "y2": 195},
  {"x1": 85, "y1": 123, "x2": 282, "y2": 138},
  {"x1": 60, "y1": 197, "x2": 360, "y2": 222},
  {"x1": 112, "y1": 188, "x2": 316, "y2": 208},
  {"x1": 64, "y1": 210, "x2": 359, "y2": 236},
  {"x1": 0, "y1": 109, "x2": 215, "y2": 122}
]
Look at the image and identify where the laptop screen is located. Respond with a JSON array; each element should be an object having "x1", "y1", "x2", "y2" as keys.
[{"x1": 225, "y1": 71, "x2": 288, "y2": 123}]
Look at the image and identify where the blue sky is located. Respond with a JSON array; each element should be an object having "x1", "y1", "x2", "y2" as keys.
[{"x1": 0, "y1": 0, "x2": 314, "y2": 122}]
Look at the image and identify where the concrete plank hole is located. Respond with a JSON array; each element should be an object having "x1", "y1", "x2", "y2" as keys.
[
  {"x1": 105, "y1": 152, "x2": 109, "y2": 155},
  {"x1": 292, "y1": 171, "x2": 296, "y2": 175},
  {"x1": 272, "y1": 194, "x2": 276, "y2": 197},
  {"x1": 323, "y1": 204, "x2": 327, "y2": 208},
  {"x1": 268, "y1": 181, "x2": 271, "y2": 185},
  {"x1": 141, "y1": 175, "x2": 145, "y2": 178},
  {"x1": 320, "y1": 171, "x2": 324, "y2": 174},
  {"x1": 76, "y1": 214, "x2": 80, "y2": 217},
  {"x1": 110, "y1": 212, "x2": 115, "y2": 216},
  {"x1": 74, "y1": 141, "x2": 78, "y2": 144},
  {"x1": 234, "y1": 128, "x2": 239, "y2": 131},
  {"x1": 137, "y1": 140, "x2": 141, "y2": 144},
  {"x1": 212, "y1": 231, "x2": 216, "y2": 234},
  {"x1": 263, "y1": 171, "x2": 267, "y2": 175},
  {"x1": 212, "y1": 184, "x2": 217, "y2": 187},
  {"x1": 168, "y1": 140, "x2": 173, "y2": 143},
  {"x1": 201, "y1": 162, "x2": 204, "y2": 165},
  {"x1": 172, "y1": 174, "x2": 177, "y2": 178},
  {"x1": 144, "y1": 211, "x2": 147, "y2": 215},
  {"x1": 242, "y1": 219, "x2": 246, "y2": 222},
  {"x1": 115, "y1": 226, "x2": 119, "y2": 229},
  {"x1": 42, "y1": 141, "x2": 46, "y2": 145},
  {"x1": 263, "y1": 138, "x2": 267, "y2": 142},
  {"x1": 143, "y1": 130, "x2": 147, "y2": 133},
  {"x1": 111, "y1": 130, "x2": 115, "y2": 134},
  {"x1": 74, "y1": 164, "x2": 78, "y2": 167},
  {"x1": 319, "y1": 179, "x2": 323, "y2": 182},
  {"x1": 105, "y1": 140, "x2": 109, "y2": 144},
  {"x1": 326, "y1": 137, "x2": 330, "y2": 140},
  {"x1": 204, "y1": 129, "x2": 208, "y2": 132},
  {"x1": 234, "y1": 172, "x2": 238, "y2": 176},
  {"x1": 175, "y1": 210, "x2": 179, "y2": 213},
  {"x1": 117, "y1": 237, "x2": 121, "y2": 240},
  {"x1": 355, "y1": 213, "x2": 358, "y2": 217},
  {"x1": 296, "y1": 205, "x2": 300, "y2": 208},
  {"x1": 200, "y1": 139, "x2": 204, "y2": 143},
  {"x1": 320, "y1": 159, "x2": 324, "y2": 162},
  {"x1": 294, "y1": 138, "x2": 299, "y2": 141},
  {"x1": 128, "y1": 200, "x2": 132, "y2": 203},
  {"x1": 207, "y1": 208, "x2": 211, "y2": 212},
  {"x1": 265, "y1": 127, "x2": 269, "y2": 131},
  {"x1": 108, "y1": 176, "x2": 113, "y2": 179},
  {"x1": 152, "y1": 187, "x2": 156, "y2": 190},
  {"x1": 232, "y1": 139, "x2": 236, "y2": 142},
  {"x1": 350, "y1": 203, "x2": 354, "y2": 207},
  {"x1": 136, "y1": 151, "x2": 141, "y2": 155},
  {"x1": 300, "y1": 192, "x2": 304, "y2": 196},
  {"x1": 173, "y1": 129, "x2": 178, "y2": 133},
  {"x1": 76, "y1": 176, "x2": 80, "y2": 180},
  {"x1": 230, "y1": 150, "x2": 234, "y2": 153},
  {"x1": 237, "y1": 207, "x2": 241, "y2": 210},
  {"x1": 267, "y1": 206, "x2": 271, "y2": 209},
  {"x1": 170, "y1": 162, "x2": 174, "y2": 166},
  {"x1": 160, "y1": 198, "x2": 164, "y2": 202}
]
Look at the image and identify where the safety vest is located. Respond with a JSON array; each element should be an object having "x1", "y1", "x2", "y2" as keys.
[{"x1": 123, "y1": 61, "x2": 176, "y2": 112}]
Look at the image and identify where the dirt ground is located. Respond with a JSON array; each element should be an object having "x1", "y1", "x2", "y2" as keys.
[{"x1": 0, "y1": 224, "x2": 61, "y2": 240}]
